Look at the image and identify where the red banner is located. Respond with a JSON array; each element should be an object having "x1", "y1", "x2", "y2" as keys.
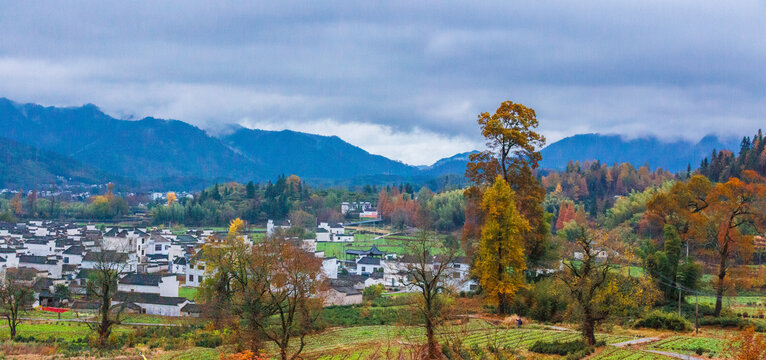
[{"x1": 40, "y1": 307, "x2": 70, "y2": 313}]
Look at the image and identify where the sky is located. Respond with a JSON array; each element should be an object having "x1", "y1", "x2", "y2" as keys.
[{"x1": 0, "y1": 1, "x2": 764, "y2": 165}]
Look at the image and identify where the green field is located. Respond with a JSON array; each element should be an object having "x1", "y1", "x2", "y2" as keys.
[
  {"x1": 0, "y1": 322, "x2": 131, "y2": 342},
  {"x1": 316, "y1": 233, "x2": 411, "y2": 259},
  {"x1": 695, "y1": 295, "x2": 766, "y2": 316},
  {"x1": 179, "y1": 287, "x2": 198, "y2": 300},
  {"x1": 594, "y1": 347, "x2": 674, "y2": 359},
  {"x1": 648, "y1": 336, "x2": 730, "y2": 357}
]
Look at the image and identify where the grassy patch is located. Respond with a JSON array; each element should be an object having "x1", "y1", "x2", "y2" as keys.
[{"x1": 179, "y1": 287, "x2": 198, "y2": 300}]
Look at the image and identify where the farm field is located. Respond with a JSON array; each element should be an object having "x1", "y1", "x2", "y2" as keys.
[
  {"x1": 695, "y1": 295, "x2": 766, "y2": 316},
  {"x1": 0, "y1": 322, "x2": 131, "y2": 342},
  {"x1": 593, "y1": 347, "x2": 675, "y2": 359},
  {"x1": 647, "y1": 335, "x2": 729, "y2": 358}
]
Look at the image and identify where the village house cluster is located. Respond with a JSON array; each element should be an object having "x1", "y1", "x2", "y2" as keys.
[{"x1": 0, "y1": 219, "x2": 476, "y2": 317}]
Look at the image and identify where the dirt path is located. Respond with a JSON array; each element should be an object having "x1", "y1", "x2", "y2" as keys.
[{"x1": 610, "y1": 337, "x2": 660, "y2": 347}]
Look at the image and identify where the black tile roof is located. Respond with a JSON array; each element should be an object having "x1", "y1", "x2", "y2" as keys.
[
  {"x1": 115, "y1": 292, "x2": 188, "y2": 306},
  {"x1": 119, "y1": 273, "x2": 167, "y2": 286},
  {"x1": 357, "y1": 256, "x2": 381, "y2": 265},
  {"x1": 63, "y1": 245, "x2": 85, "y2": 255},
  {"x1": 19, "y1": 255, "x2": 57, "y2": 265}
]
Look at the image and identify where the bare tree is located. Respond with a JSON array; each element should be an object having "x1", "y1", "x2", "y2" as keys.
[
  {"x1": 403, "y1": 231, "x2": 459, "y2": 359},
  {"x1": 85, "y1": 246, "x2": 130, "y2": 347},
  {"x1": 0, "y1": 270, "x2": 35, "y2": 339}
]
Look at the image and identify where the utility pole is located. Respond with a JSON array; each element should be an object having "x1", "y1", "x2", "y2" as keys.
[
  {"x1": 677, "y1": 283, "x2": 682, "y2": 317},
  {"x1": 695, "y1": 293, "x2": 699, "y2": 334}
]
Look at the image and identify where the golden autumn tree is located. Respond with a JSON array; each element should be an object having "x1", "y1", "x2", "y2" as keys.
[
  {"x1": 166, "y1": 192, "x2": 177, "y2": 206},
  {"x1": 10, "y1": 190, "x2": 22, "y2": 215},
  {"x1": 473, "y1": 176, "x2": 528, "y2": 314},
  {"x1": 464, "y1": 101, "x2": 550, "y2": 268}
]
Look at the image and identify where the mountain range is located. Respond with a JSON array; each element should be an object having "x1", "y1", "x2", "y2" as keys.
[{"x1": 0, "y1": 98, "x2": 742, "y2": 190}]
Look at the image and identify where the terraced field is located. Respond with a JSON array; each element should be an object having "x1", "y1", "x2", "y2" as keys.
[
  {"x1": 459, "y1": 328, "x2": 634, "y2": 349},
  {"x1": 594, "y1": 347, "x2": 674, "y2": 359},
  {"x1": 648, "y1": 336, "x2": 730, "y2": 358},
  {"x1": 303, "y1": 321, "x2": 636, "y2": 358}
]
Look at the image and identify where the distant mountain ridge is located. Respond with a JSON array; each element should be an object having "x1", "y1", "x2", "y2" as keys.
[
  {"x1": 221, "y1": 127, "x2": 417, "y2": 180},
  {"x1": 539, "y1": 133, "x2": 740, "y2": 172},
  {"x1": 0, "y1": 98, "x2": 423, "y2": 189},
  {"x1": 0, "y1": 97, "x2": 742, "y2": 189}
]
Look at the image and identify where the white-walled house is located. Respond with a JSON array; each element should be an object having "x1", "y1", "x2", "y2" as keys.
[
  {"x1": 171, "y1": 257, "x2": 187, "y2": 274},
  {"x1": 145, "y1": 235, "x2": 171, "y2": 257},
  {"x1": 18, "y1": 255, "x2": 62, "y2": 278},
  {"x1": 118, "y1": 273, "x2": 179, "y2": 297},
  {"x1": 356, "y1": 256, "x2": 383, "y2": 275},
  {"x1": 324, "y1": 286, "x2": 362, "y2": 306},
  {"x1": 315, "y1": 228, "x2": 331, "y2": 242},
  {"x1": 81, "y1": 251, "x2": 137, "y2": 272},
  {"x1": 318, "y1": 222, "x2": 345, "y2": 235},
  {"x1": 0, "y1": 248, "x2": 19, "y2": 268},
  {"x1": 62, "y1": 245, "x2": 85, "y2": 266},
  {"x1": 185, "y1": 259, "x2": 207, "y2": 288},
  {"x1": 321, "y1": 257, "x2": 338, "y2": 279},
  {"x1": 332, "y1": 233, "x2": 354, "y2": 242},
  {"x1": 25, "y1": 239, "x2": 56, "y2": 257},
  {"x1": 114, "y1": 292, "x2": 190, "y2": 317}
]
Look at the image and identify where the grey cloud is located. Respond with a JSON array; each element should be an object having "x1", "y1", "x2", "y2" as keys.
[{"x1": 0, "y1": 1, "x2": 764, "y2": 164}]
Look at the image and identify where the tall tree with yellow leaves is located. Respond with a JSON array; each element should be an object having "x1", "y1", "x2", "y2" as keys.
[
  {"x1": 464, "y1": 101, "x2": 550, "y2": 268},
  {"x1": 473, "y1": 176, "x2": 528, "y2": 315}
]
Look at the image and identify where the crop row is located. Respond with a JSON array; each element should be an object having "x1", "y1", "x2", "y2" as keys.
[
  {"x1": 648, "y1": 336, "x2": 729, "y2": 357},
  {"x1": 593, "y1": 347, "x2": 674, "y2": 360}
]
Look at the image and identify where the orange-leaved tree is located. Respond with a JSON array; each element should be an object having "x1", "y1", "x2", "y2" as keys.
[{"x1": 692, "y1": 171, "x2": 766, "y2": 316}]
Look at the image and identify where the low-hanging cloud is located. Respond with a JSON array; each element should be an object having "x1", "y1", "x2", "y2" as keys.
[{"x1": 0, "y1": 1, "x2": 764, "y2": 165}]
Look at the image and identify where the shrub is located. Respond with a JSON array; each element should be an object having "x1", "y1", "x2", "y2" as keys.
[
  {"x1": 195, "y1": 332, "x2": 223, "y2": 348},
  {"x1": 363, "y1": 284, "x2": 385, "y2": 301},
  {"x1": 634, "y1": 310, "x2": 692, "y2": 331},
  {"x1": 510, "y1": 278, "x2": 567, "y2": 322},
  {"x1": 699, "y1": 317, "x2": 766, "y2": 332},
  {"x1": 529, "y1": 340, "x2": 589, "y2": 355}
]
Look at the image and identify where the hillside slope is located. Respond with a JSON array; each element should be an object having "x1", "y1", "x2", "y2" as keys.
[{"x1": 0, "y1": 137, "x2": 121, "y2": 188}]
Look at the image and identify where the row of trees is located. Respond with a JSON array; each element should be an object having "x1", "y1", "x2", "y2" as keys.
[
  {"x1": 377, "y1": 187, "x2": 466, "y2": 232},
  {"x1": 0, "y1": 184, "x2": 129, "y2": 221},
  {"x1": 699, "y1": 130, "x2": 766, "y2": 181},
  {"x1": 541, "y1": 160, "x2": 678, "y2": 217}
]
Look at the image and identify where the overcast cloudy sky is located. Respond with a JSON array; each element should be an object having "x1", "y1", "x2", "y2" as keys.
[{"x1": 1, "y1": 1, "x2": 764, "y2": 165}]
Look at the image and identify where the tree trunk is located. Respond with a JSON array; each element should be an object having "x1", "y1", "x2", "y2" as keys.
[
  {"x1": 9, "y1": 319, "x2": 17, "y2": 339},
  {"x1": 582, "y1": 305, "x2": 597, "y2": 346},
  {"x1": 497, "y1": 293, "x2": 507, "y2": 316},
  {"x1": 425, "y1": 316, "x2": 438, "y2": 359},
  {"x1": 714, "y1": 270, "x2": 725, "y2": 317},
  {"x1": 714, "y1": 243, "x2": 729, "y2": 317},
  {"x1": 280, "y1": 346, "x2": 287, "y2": 360}
]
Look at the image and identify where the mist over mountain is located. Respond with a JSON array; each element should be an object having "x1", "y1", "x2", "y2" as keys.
[
  {"x1": 221, "y1": 127, "x2": 417, "y2": 181},
  {"x1": 0, "y1": 98, "x2": 421, "y2": 189},
  {"x1": 539, "y1": 133, "x2": 741, "y2": 172},
  {"x1": 0, "y1": 98, "x2": 742, "y2": 190}
]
